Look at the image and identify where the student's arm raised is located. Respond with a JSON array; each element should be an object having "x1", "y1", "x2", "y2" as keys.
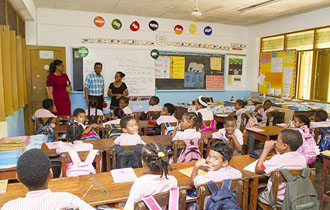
[{"x1": 255, "y1": 140, "x2": 276, "y2": 174}]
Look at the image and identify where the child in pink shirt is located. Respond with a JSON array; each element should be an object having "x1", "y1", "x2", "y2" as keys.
[
  {"x1": 124, "y1": 142, "x2": 177, "y2": 210},
  {"x1": 195, "y1": 96, "x2": 214, "y2": 121},
  {"x1": 254, "y1": 100, "x2": 277, "y2": 125},
  {"x1": 85, "y1": 97, "x2": 104, "y2": 118},
  {"x1": 32, "y1": 99, "x2": 56, "y2": 121},
  {"x1": 211, "y1": 116, "x2": 243, "y2": 155},
  {"x1": 229, "y1": 99, "x2": 246, "y2": 130},
  {"x1": 114, "y1": 116, "x2": 146, "y2": 146},
  {"x1": 172, "y1": 112, "x2": 202, "y2": 141},
  {"x1": 310, "y1": 110, "x2": 330, "y2": 143},
  {"x1": 255, "y1": 129, "x2": 306, "y2": 206},
  {"x1": 156, "y1": 103, "x2": 178, "y2": 125},
  {"x1": 191, "y1": 141, "x2": 242, "y2": 186},
  {"x1": 144, "y1": 96, "x2": 162, "y2": 114}
]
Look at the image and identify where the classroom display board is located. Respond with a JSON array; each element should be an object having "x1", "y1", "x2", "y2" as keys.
[
  {"x1": 155, "y1": 51, "x2": 225, "y2": 90},
  {"x1": 258, "y1": 50, "x2": 297, "y2": 97},
  {"x1": 83, "y1": 48, "x2": 155, "y2": 96}
]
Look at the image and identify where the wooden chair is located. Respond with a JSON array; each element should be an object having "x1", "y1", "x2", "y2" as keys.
[
  {"x1": 240, "y1": 113, "x2": 248, "y2": 132},
  {"x1": 257, "y1": 168, "x2": 316, "y2": 210},
  {"x1": 84, "y1": 115, "x2": 103, "y2": 124},
  {"x1": 111, "y1": 145, "x2": 142, "y2": 169},
  {"x1": 266, "y1": 111, "x2": 285, "y2": 126},
  {"x1": 35, "y1": 117, "x2": 58, "y2": 133},
  {"x1": 134, "y1": 188, "x2": 187, "y2": 210},
  {"x1": 196, "y1": 178, "x2": 247, "y2": 210},
  {"x1": 147, "y1": 111, "x2": 161, "y2": 120},
  {"x1": 60, "y1": 150, "x2": 101, "y2": 177},
  {"x1": 172, "y1": 139, "x2": 204, "y2": 163},
  {"x1": 160, "y1": 122, "x2": 178, "y2": 135},
  {"x1": 293, "y1": 110, "x2": 318, "y2": 119}
]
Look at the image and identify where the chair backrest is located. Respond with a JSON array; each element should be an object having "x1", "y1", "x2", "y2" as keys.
[
  {"x1": 147, "y1": 111, "x2": 161, "y2": 120},
  {"x1": 267, "y1": 111, "x2": 285, "y2": 126},
  {"x1": 111, "y1": 145, "x2": 143, "y2": 169},
  {"x1": 60, "y1": 150, "x2": 101, "y2": 177},
  {"x1": 196, "y1": 178, "x2": 245, "y2": 210},
  {"x1": 35, "y1": 117, "x2": 58, "y2": 132},
  {"x1": 240, "y1": 113, "x2": 248, "y2": 132},
  {"x1": 206, "y1": 138, "x2": 245, "y2": 157},
  {"x1": 134, "y1": 188, "x2": 187, "y2": 210},
  {"x1": 84, "y1": 116, "x2": 103, "y2": 124},
  {"x1": 160, "y1": 122, "x2": 178, "y2": 135},
  {"x1": 269, "y1": 168, "x2": 316, "y2": 203},
  {"x1": 172, "y1": 139, "x2": 204, "y2": 163},
  {"x1": 293, "y1": 110, "x2": 317, "y2": 119}
]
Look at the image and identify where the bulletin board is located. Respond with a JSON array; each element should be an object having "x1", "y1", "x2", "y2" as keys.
[
  {"x1": 155, "y1": 51, "x2": 225, "y2": 90},
  {"x1": 258, "y1": 50, "x2": 297, "y2": 97}
]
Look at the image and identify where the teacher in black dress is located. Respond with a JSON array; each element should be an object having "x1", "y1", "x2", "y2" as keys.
[{"x1": 107, "y1": 71, "x2": 129, "y2": 109}]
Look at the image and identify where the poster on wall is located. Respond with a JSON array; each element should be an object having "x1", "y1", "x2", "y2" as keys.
[
  {"x1": 226, "y1": 57, "x2": 244, "y2": 89},
  {"x1": 155, "y1": 56, "x2": 170, "y2": 78},
  {"x1": 228, "y1": 58, "x2": 243, "y2": 75},
  {"x1": 184, "y1": 72, "x2": 204, "y2": 88},
  {"x1": 206, "y1": 75, "x2": 224, "y2": 90}
]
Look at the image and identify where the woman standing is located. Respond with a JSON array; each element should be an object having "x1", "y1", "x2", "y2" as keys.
[
  {"x1": 46, "y1": 59, "x2": 72, "y2": 115},
  {"x1": 107, "y1": 71, "x2": 129, "y2": 110}
]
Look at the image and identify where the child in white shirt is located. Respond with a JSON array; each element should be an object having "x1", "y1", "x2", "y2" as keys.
[
  {"x1": 144, "y1": 96, "x2": 162, "y2": 114},
  {"x1": 254, "y1": 99, "x2": 277, "y2": 125},
  {"x1": 114, "y1": 116, "x2": 146, "y2": 146},
  {"x1": 156, "y1": 103, "x2": 178, "y2": 125},
  {"x1": 85, "y1": 97, "x2": 104, "y2": 118},
  {"x1": 103, "y1": 108, "x2": 125, "y2": 126},
  {"x1": 229, "y1": 99, "x2": 246, "y2": 130},
  {"x1": 32, "y1": 99, "x2": 56, "y2": 128},
  {"x1": 310, "y1": 110, "x2": 330, "y2": 143},
  {"x1": 172, "y1": 112, "x2": 202, "y2": 141},
  {"x1": 191, "y1": 141, "x2": 242, "y2": 186},
  {"x1": 119, "y1": 96, "x2": 133, "y2": 115},
  {"x1": 195, "y1": 96, "x2": 214, "y2": 121},
  {"x1": 124, "y1": 142, "x2": 178, "y2": 210},
  {"x1": 211, "y1": 116, "x2": 243, "y2": 155}
]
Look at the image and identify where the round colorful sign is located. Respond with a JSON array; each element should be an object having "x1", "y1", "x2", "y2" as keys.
[
  {"x1": 94, "y1": 16, "x2": 105, "y2": 27},
  {"x1": 150, "y1": 49, "x2": 159, "y2": 59},
  {"x1": 174, "y1": 25, "x2": 183, "y2": 35},
  {"x1": 149, "y1": 20, "x2": 159, "y2": 31},
  {"x1": 112, "y1": 19, "x2": 122, "y2": 30},
  {"x1": 189, "y1": 24, "x2": 197, "y2": 34},
  {"x1": 130, "y1": 21, "x2": 140, "y2": 32},
  {"x1": 204, "y1": 26, "x2": 212, "y2": 36},
  {"x1": 78, "y1": 46, "x2": 89, "y2": 58}
]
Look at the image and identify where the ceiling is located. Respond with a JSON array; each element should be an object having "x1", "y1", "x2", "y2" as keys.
[{"x1": 32, "y1": 0, "x2": 330, "y2": 25}]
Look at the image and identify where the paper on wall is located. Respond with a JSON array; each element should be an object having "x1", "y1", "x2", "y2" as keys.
[
  {"x1": 227, "y1": 75, "x2": 233, "y2": 85},
  {"x1": 283, "y1": 84, "x2": 291, "y2": 97},
  {"x1": 271, "y1": 57, "x2": 283, "y2": 72},
  {"x1": 155, "y1": 56, "x2": 170, "y2": 78},
  {"x1": 283, "y1": 67, "x2": 293, "y2": 84},
  {"x1": 275, "y1": 88, "x2": 282, "y2": 96},
  {"x1": 258, "y1": 74, "x2": 265, "y2": 84},
  {"x1": 268, "y1": 88, "x2": 275, "y2": 95},
  {"x1": 210, "y1": 57, "x2": 222, "y2": 71}
]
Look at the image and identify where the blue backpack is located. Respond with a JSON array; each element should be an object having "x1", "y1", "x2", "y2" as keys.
[
  {"x1": 205, "y1": 180, "x2": 241, "y2": 210},
  {"x1": 319, "y1": 127, "x2": 330, "y2": 152}
]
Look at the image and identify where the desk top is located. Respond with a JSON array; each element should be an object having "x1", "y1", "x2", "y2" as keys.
[{"x1": 245, "y1": 126, "x2": 283, "y2": 137}]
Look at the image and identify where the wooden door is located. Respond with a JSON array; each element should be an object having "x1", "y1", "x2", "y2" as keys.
[
  {"x1": 24, "y1": 46, "x2": 65, "y2": 135},
  {"x1": 314, "y1": 49, "x2": 330, "y2": 102}
]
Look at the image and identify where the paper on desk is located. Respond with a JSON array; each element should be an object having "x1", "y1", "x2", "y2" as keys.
[
  {"x1": 243, "y1": 160, "x2": 258, "y2": 173},
  {"x1": 0, "y1": 180, "x2": 8, "y2": 193},
  {"x1": 111, "y1": 168, "x2": 137, "y2": 183},
  {"x1": 179, "y1": 167, "x2": 207, "y2": 177},
  {"x1": 246, "y1": 127, "x2": 265, "y2": 132},
  {"x1": 216, "y1": 113, "x2": 229, "y2": 117},
  {"x1": 276, "y1": 123, "x2": 287, "y2": 127},
  {"x1": 46, "y1": 142, "x2": 62, "y2": 149}
]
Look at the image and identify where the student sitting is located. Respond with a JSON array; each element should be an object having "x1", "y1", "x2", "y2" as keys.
[
  {"x1": 124, "y1": 142, "x2": 178, "y2": 210},
  {"x1": 114, "y1": 116, "x2": 146, "y2": 146},
  {"x1": 172, "y1": 112, "x2": 202, "y2": 141},
  {"x1": 32, "y1": 99, "x2": 56, "y2": 123},
  {"x1": 1, "y1": 149, "x2": 95, "y2": 210},
  {"x1": 195, "y1": 96, "x2": 214, "y2": 121},
  {"x1": 229, "y1": 99, "x2": 246, "y2": 130},
  {"x1": 103, "y1": 108, "x2": 125, "y2": 126},
  {"x1": 119, "y1": 96, "x2": 133, "y2": 115},
  {"x1": 310, "y1": 110, "x2": 330, "y2": 143},
  {"x1": 85, "y1": 97, "x2": 104, "y2": 118},
  {"x1": 254, "y1": 99, "x2": 277, "y2": 126},
  {"x1": 285, "y1": 115, "x2": 317, "y2": 165},
  {"x1": 211, "y1": 116, "x2": 243, "y2": 155},
  {"x1": 255, "y1": 129, "x2": 306, "y2": 207},
  {"x1": 156, "y1": 103, "x2": 178, "y2": 125},
  {"x1": 191, "y1": 141, "x2": 242, "y2": 186},
  {"x1": 68, "y1": 108, "x2": 100, "y2": 140},
  {"x1": 144, "y1": 96, "x2": 162, "y2": 114}
]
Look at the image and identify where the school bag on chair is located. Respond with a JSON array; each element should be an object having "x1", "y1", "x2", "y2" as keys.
[
  {"x1": 37, "y1": 118, "x2": 55, "y2": 143},
  {"x1": 202, "y1": 120, "x2": 216, "y2": 132},
  {"x1": 66, "y1": 149, "x2": 98, "y2": 177},
  {"x1": 141, "y1": 187, "x2": 179, "y2": 210},
  {"x1": 205, "y1": 180, "x2": 241, "y2": 210},
  {"x1": 106, "y1": 124, "x2": 123, "y2": 139},
  {"x1": 296, "y1": 127, "x2": 317, "y2": 165},
  {"x1": 178, "y1": 139, "x2": 202, "y2": 163},
  {"x1": 318, "y1": 127, "x2": 330, "y2": 153},
  {"x1": 164, "y1": 122, "x2": 178, "y2": 135},
  {"x1": 269, "y1": 168, "x2": 319, "y2": 210},
  {"x1": 244, "y1": 112, "x2": 259, "y2": 129},
  {"x1": 113, "y1": 144, "x2": 143, "y2": 169}
]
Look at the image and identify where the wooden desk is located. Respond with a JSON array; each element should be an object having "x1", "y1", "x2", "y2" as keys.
[
  {"x1": 137, "y1": 121, "x2": 158, "y2": 135},
  {"x1": 0, "y1": 167, "x2": 16, "y2": 181},
  {"x1": 214, "y1": 113, "x2": 230, "y2": 128},
  {"x1": 54, "y1": 124, "x2": 67, "y2": 141},
  {"x1": 0, "y1": 176, "x2": 81, "y2": 208},
  {"x1": 245, "y1": 126, "x2": 283, "y2": 142}
]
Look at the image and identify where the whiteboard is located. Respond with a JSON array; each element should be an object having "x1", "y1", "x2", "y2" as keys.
[{"x1": 83, "y1": 47, "x2": 155, "y2": 96}]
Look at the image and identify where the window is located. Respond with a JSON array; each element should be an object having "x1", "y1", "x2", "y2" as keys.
[{"x1": 261, "y1": 25, "x2": 330, "y2": 103}]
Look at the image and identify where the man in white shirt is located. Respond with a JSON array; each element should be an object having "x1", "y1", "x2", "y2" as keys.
[{"x1": 1, "y1": 149, "x2": 95, "y2": 210}]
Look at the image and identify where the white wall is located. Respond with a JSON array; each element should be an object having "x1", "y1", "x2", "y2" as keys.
[
  {"x1": 25, "y1": 8, "x2": 249, "y2": 91},
  {"x1": 247, "y1": 6, "x2": 330, "y2": 91}
]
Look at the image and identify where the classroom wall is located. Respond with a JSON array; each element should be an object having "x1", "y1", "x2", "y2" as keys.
[
  {"x1": 25, "y1": 8, "x2": 251, "y2": 112},
  {"x1": 246, "y1": 6, "x2": 330, "y2": 91}
]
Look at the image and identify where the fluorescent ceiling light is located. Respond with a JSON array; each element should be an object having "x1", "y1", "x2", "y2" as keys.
[{"x1": 239, "y1": 0, "x2": 282, "y2": 14}]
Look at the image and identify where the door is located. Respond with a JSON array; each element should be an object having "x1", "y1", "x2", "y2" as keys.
[
  {"x1": 313, "y1": 49, "x2": 330, "y2": 102},
  {"x1": 24, "y1": 46, "x2": 65, "y2": 135}
]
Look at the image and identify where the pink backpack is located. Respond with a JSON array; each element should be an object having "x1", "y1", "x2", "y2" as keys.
[
  {"x1": 142, "y1": 187, "x2": 179, "y2": 210},
  {"x1": 66, "y1": 149, "x2": 98, "y2": 177},
  {"x1": 202, "y1": 120, "x2": 216, "y2": 132},
  {"x1": 178, "y1": 139, "x2": 202, "y2": 163},
  {"x1": 296, "y1": 126, "x2": 317, "y2": 165},
  {"x1": 244, "y1": 112, "x2": 259, "y2": 129}
]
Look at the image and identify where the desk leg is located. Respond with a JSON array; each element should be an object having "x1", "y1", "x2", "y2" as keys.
[
  {"x1": 243, "y1": 179, "x2": 249, "y2": 210},
  {"x1": 320, "y1": 158, "x2": 329, "y2": 210},
  {"x1": 249, "y1": 177, "x2": 259, "y2": 210},
  {"x1": 55, "y1": 132, "x2": 59, "y2": 141}
]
